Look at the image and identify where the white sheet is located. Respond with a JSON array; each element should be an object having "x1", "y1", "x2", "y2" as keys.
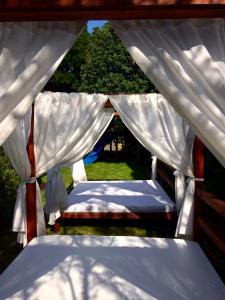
[
  {"x1": 64, "y1": 180, "x2": 176, "y2": 213},
  {"x1": 0, "y1": 235, "x2": 224, "y2": 300}
]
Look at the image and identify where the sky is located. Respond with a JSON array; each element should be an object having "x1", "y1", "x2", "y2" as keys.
[{"x1": 87, "y1": 20, "x2": 107, "y2": 33}]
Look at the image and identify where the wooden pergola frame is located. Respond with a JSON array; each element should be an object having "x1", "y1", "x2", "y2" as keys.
[
  {"x1": 26, "y1": 97, "x2": 204, "y2": 243},
  {"x1": 1, "y1": 1, "x2": 225, "y2": 21},
  {"x1": 4, "y1": 0, "x2": 221, "y2": 243}
]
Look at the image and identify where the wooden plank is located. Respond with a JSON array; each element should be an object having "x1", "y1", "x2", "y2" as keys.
[
  {"x1": 104, "y1": 99, "x2": 113, "y2": 108},
  {"x1": 157, "y1": 167, "x2": 175, "y2": 191},
  {"x1": 196, "y1": 188, "x2": 225, "y2": 219},
  {"x1": 26, "y1": 102, "x2": 37, "y2": 243},
  {"x1": 193, "y1": 137, "x2": 205, "y2": 187},
  {"x1": 193, "y1": 136, "x2": 205, "y2": 241},
  {"x1": 60, "y1": 211, "x2": 177, "y2": 220},
  {"x1": 0, "y1": 1, "x2": 225, "y2": 20},
  {"x1": 198, "y1": 216, "x2": 225, "y2": 256}
]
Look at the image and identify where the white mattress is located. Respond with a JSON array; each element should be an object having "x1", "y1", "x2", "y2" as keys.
[
  {"x1": 64, "y1": 180, "x2": 176, "y2": 213},
  {"x1": 0, "y1": 235, "x2": 224, "y2": 300}
]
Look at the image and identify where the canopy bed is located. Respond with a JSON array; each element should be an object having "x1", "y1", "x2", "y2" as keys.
[
  {"x1": 55, "y1": 179, "x2": 177, "y2": 232},
  {"x1": 0, "y1": 1, "x2": 225, "y2": 295},
  {"x1": 42, "y1": 92, "x2": 189, "y2": 231}
]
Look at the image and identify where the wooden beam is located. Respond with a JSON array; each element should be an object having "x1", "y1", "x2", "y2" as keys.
[
  {"x1": 0, "y1": 1, "x2": 225, "y2": 20},
  {"x1": 197, "y1": 217, "x2": 225, "y2": 256},
  {"x1": 26, "y1": 102, "x2": 37, "y2": 243},
  {"x1": 104, "y1": 99, "x2": 113, "y2": 108},
  {"x1": 60, "y1": 211, "x2": 177, "y2": 220},
  {"x1": 195, "y1": 188, "x2": 225, "y2": 219},
  {"x1": 193, "y1": 136, "x2": 205, "y2": 187},
  {"x1": 193, "y1": 136, "x2": 205, "y2": 241}
]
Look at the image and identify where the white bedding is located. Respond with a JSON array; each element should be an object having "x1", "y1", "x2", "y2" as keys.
[
  {"x1": 64, "y1": 180, "x2": 176, "y2": 213},
  {"x1": 0, "y1": 235, "x2": 224, "y2": 300}
]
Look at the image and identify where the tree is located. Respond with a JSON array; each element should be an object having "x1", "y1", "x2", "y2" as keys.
[
  {"x1": 79, "y1": 23, "x2": 156, "y2": 93},
  {"x1": 44, "y1": 27, "x2": 90, "y2": 92}
]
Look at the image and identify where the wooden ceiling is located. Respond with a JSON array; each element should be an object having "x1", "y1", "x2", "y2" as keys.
[{"x1": 0, "y1": 0, "x2": 225, "y2": 21}]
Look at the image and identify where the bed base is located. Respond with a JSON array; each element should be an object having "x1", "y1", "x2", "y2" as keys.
[{"x1": 53, "y1": 211, "x2": 177, "y2": 232}]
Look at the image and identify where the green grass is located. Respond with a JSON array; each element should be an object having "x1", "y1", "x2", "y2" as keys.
[
  {"x1": 85, "y1": 161, "x2": 150, "y2": 181},
  {"x1": 47, "y1": 226, "x2": 149, "y2": 237}
]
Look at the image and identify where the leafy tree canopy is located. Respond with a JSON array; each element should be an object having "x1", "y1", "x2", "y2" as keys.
[
  {"x1": 79, "y1": 23, "x2": 156, "y2": 93},
  {"x1": 44, "y1": 27, "x2": 90, "y2": 92},
  {"x1": 45, "y1": 23, "x2": 156, "y2": 93}
]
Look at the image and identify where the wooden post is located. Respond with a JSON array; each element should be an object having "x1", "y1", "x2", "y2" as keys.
[
  {"x1": 26, "y1": 102, "x2": 37, "y2": 243},
  {"x1": 193, "y1": 136, "x2": 205, "y2": 241}
]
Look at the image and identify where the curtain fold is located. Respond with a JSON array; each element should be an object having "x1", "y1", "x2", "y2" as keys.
[
  {"x1": 151, "y1": 156, "x2": 157, "y2": 180},
  {"x1": 45, "y1": 166, "x2": 68, "y2": 226},
  {"x1": 34, "y1": 92, "x2": 114, "y2": 225},
  {"x1": 110, "y1": 94, "x2": 194, "y2": 238},
  {"x1": 3, "y1": 92, "x2": 113, "y2": 243},
  {"x1": 111, "y1": 19, "x2": 225, "y2": 239},
  {"x1": 71, "y1": 159, "x2": 87, "y2": 186},
  {"x1": 111, "y1": 19, "x2": 225, "y2": 168},
  {"x1": 2, "y1": 124, "x2": 45, "y2": 246},
  {"x1": 1, "y1": 20, "x2": 86, "y2": 244},
  {"x1": 0, "y1": 21, "x2": 85, "y2": 145},
  {"x1": 110, "y1": 94, "x2": 193, "y2": 175},
  {"x1": 34, "y1": 92, "x2": 111, "y2": 175}
]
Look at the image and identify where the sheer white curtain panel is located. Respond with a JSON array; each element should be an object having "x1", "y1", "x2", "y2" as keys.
[
  {"x1": 1, "y1": 21, "x2": 86, "y2": 245},
  {"x1": 34, "y1": 92, "x2": 114, "y2": 224},
  {"x1": 71, "y1": 159, "x2": 87, "y2": 186},
  {"x1": 3, "y1": 124, "x2": 45, "y2": 246},
  {"x1": 111, "y1": 19, "x2": 225, "y2": 239},
  {"x1": 111, "y1": 19, "x2": 225, "y2": 167},
  {"x1": 110, "y1": 94, "x2": 194, "y2": 238},
  {"x1": 0, "y1": 21, "x2": 85, "y2": 145},
  {"x1": 45, "y1": 166, "x2": 68, "y2": 226}
]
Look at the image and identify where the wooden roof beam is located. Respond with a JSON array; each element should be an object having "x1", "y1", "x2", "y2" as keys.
[{"x1": 0, "y1": 1, "x2": 225, "y2": 21}]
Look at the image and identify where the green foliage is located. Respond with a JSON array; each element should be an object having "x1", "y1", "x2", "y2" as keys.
[
  {"x1": 0, "y1": 148, "x2": 20, "y2": 226},
  {"x1": 44, "y1": 27, "x2": 90, "y2": 92},
  {"x1": 44, "y1": 23, "x2": 157, "y2": 94},
  {"x1": 79, "y1": 23, "x2": 156, "y2": 93}
]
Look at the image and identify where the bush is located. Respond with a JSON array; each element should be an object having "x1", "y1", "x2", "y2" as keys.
[{"x1": 0, "y1": 148, "x2": 20, "y2": 226}]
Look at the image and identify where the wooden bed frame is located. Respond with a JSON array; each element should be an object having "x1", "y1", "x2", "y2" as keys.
[{"x1": 53, "y1": 158, "x2": 177, "y2": 227}]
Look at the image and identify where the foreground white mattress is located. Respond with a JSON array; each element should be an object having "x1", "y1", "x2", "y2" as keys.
[
  {"x1": 0, "y1": 235, "x2": 224, "y2": 300},
  {"x1": 64, "y1": 180, "x2": 176, "y2": 213}
]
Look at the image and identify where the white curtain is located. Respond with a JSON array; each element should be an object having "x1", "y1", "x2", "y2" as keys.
[
  {"x1": 4, "y1": 92, "x2": 113, "y2": 242},
  {"x1": 0, "y1": 21, "x2": 85, "y2": 145},
  {"x1": 34, "y1": 92, "x2": 112, "y2": 175},
  {"x1": 111, "y1": 19, "x2": 225, "y2": 167},
  {"x1": 35, "y1": 92, "x2": 114, "y2": 224},
  {"x1": 110, "y1": 94, "x2": 194, "y2": 238},
  {"x1": 151, "y1": 156, "x2": 157, "y2": 180},
  {"x1": 111, "y1": 19, "x2": 225, "y2": 238},
  {"x1": 71, "y1": 159, "x2": 87, "y2": 185},
  {"x1": 45, "y1": 166, "x2": 68, "y2": 226},
  {"x1": 3, "y1": 124, "x2": 46, "y2": 246}
]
